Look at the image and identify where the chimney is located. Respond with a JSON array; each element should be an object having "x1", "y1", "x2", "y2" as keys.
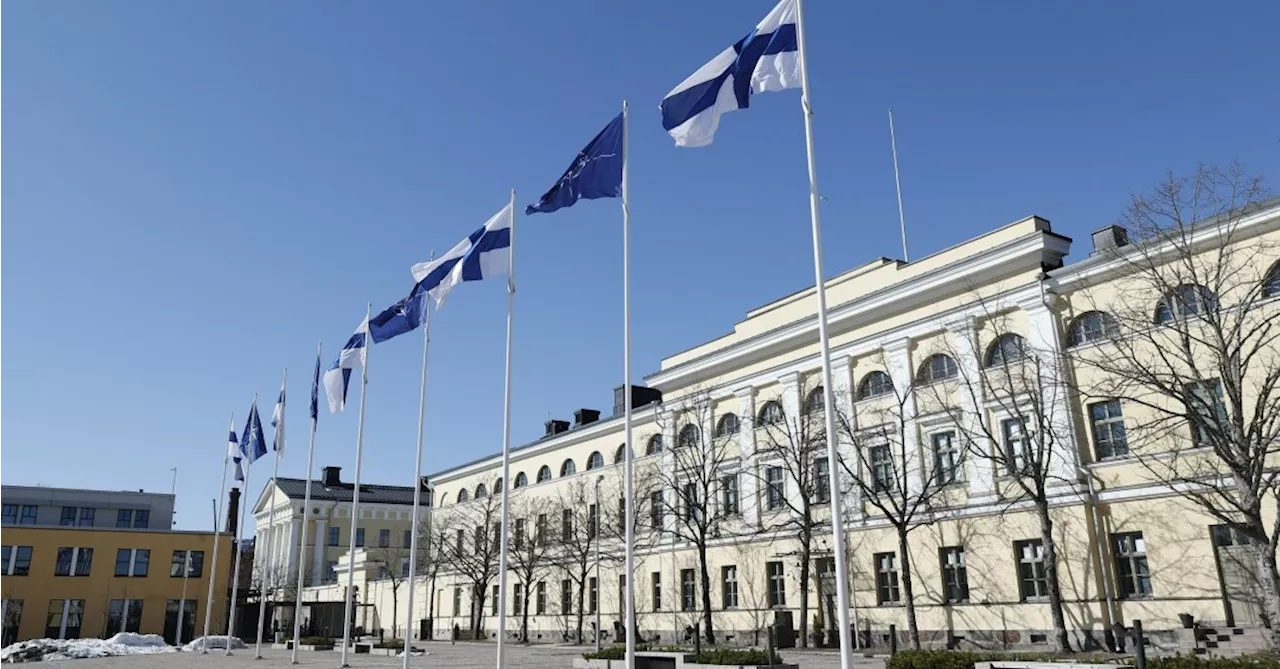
[
  {"x1": 1091, "y1": 225, "x2": 1129, "y2": 255},
  {"x1": 613, "y1": 384, "x2": 663, "y2": 416},
  {"x1": 544, "y1": 419, "x2": 570, "y2": 437},
  {"x1": 225, "y1": 487, "x2": 241, "y2": 535},
  {"x1": 573, "y1": 409, "x2": 601, "y2": 428},
  {"x1": 322, "y1": 466, "x2": 342, "y2": 487}
]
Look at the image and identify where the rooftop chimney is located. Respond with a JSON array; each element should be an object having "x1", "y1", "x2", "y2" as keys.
[
  {"x1": 1091, "y1": 225, "x2": 1129, "y2": 255},
  {"x1": 573, "y1": 409, "x2": 601, "y2": 428},
  {"x1": 613, "y1": 384, "x2": 663, "y2": 416},
  {"x1": 225, "y1": 487, "x2": 241, "y2": 535},
  {"x1": 322, "y1": 466, "x2": 342, "y2": 487},
  {"x1": 544, "y1": 419, "x2": 570, "y2": 437}
]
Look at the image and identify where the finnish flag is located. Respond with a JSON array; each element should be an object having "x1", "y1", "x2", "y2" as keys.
[
  {"x1": 228, "y1": 429, "x2": 245, "y2": 482},
  {"x1": 410, "y1": 202, "x2": 513, "y2": 308},
  {"x1": 271, "y1": 383, "x2": 286, "y2": 454},
  {"x1": 323, "y1": 318, "x2": 368, "y2": 414},
  {"x1": 661, "y1": 0, "x2": 800, "y2": 148}
]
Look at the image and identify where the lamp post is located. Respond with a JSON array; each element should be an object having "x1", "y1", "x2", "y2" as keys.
[{"x1": 594, "y1": 474, "x2": 604, "y2": 652}]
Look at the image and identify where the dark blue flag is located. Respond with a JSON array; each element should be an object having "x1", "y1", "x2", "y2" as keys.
[
  {"x1": 368, "y1": 284, "x2": 431, "y2": 344},
  {"x1": 240, "y1": 401, "x2": 268, "y2": 464},
  {"x1": 309, "y1": 350, "x2": 321, "y2": 422},
  {"x1": 526, "y1": 113, "x2": 624, "y2": 215}
]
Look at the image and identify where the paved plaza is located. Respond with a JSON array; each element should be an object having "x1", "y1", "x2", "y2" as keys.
[{"x1": 43, "y1": 643, "x2": 887, "y2": 669}]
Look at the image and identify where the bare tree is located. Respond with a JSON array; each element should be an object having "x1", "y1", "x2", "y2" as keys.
[
  {"x1": 735, "y1": 541, "x2": 775, "y2": 646},
  {"x1": 369, "y1": 544, "x2": 411, "y2": 639},
  {"x1": 1071, "y1": 164, "x2": 1280, "y2": 638},
  {"x1": 415, "y1": 511, "x2": 450, "y2": 637},
  {"x1": 551, "y1": 478, "x2": 603, "y2": 644},
  {"x1": 506, "y1": 495, "x2": 557, "y2": 642},
  {"x1": 441, "y1": 492, "x2": 503, "y2": 637}
]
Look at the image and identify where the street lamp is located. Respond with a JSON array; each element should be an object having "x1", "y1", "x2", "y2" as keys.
[{"x1": 594, "y1": 474, "x2": 604, "y2": 652}]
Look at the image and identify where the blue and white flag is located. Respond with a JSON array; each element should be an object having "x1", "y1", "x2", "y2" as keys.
[
  {"x1": 309, "y1": 349, "x2": 321, "y2": 423},
  {"x1": 368, "y1": 285, "x2": 431, "y2": 344},
  {"x1": 271, "y1": 382, "x2": 286, "y2": 454},
  {"x1": 661, "y1": 0, "x2": 799, "y2": 147},
  {"x1": 526, "y1": 114, "x2": 623, "y2": 215},
  {"x1": 228, "y1": 428, "x2": 245, "y2": 482},
  {"x1": 323, "y1": 319, "x2": 368, "y2": 414},
  {"x1": 240, "y1": 401, "x2": 268, "y2": 464},
  {"x1": 409, "y1": 202, "x2": 513, "y2": 308}
]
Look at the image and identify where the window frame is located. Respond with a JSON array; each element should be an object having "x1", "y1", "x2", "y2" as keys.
[
  {"x1": 1155, "y1": 283, "x2": 1218, "y2": 324},
  {"x1": 715, "y1": 413, "x2": 740, "y2": 438},
  {"x1": 721, "y1": 565, "x2": 739, "y2": 609},
  {"x1": 916, "y1": 354, "x2": 959, "y2": 385},
  {"x1": 931, "y1": 430, "x2": 961, "y2": 485},
  {"x1": 939, "y1": 546, "x2": 969, "y2": 603},
  {"x1": 869, "y1": 443, "x2": 896, "y2": 493},
  {"x1": 985, "y1": 333, "x2": 1028, "y2": 368},
  {"x1": 764, "y1": 466, "x2": 786, "y2": 511},
  {"x1": 766, "y1": 561, "x2": 786, "y2": 608},
  {"x1": 857, "y1": 371, "x2": 894, "y2": 401},
  {"x1": 875, "y1": 552, "x2": 901, "y2": 605},
  {"x1": 1113, "y1": 532, "x2": 1153, "y2": 599},
  {"x1": 758, "y1": 401, "x2": 786, "y2": 426},
  {"x1": 586, "y1": 451, "x2": 604, "y2": 470},
  {"x1": 1068, "y1": 311, "x2": 1119, "y2": 347},
  {"x1": 1015, "y1": 539, "x2": 1049, "y2": 601},
  {"x1": 1089, "y1": 400, "x2": 1129, "y2": 459}
]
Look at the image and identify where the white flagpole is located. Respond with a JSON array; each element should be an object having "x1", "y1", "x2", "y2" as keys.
[
  {"x1": 202, "y1": 412, "x2": 234, "y2": 654},
  {"x1": 621, "y1": 99, "x2": 637, "y2": 669},
  {"x1": 257, "y1": 368, "x2": 287, "y2": 658},
  {"x1": 340, "y1": 304, "x2": 372, "y2": 668},
  {"x1": 888, "y1": 109, "x2": 909, "y2": 262},
  {"x1": 293, "y1": 343, "x2": 322, "y2": 665},
  {"x1": 494, "y1": 190, "x2": 516, "y2": 669},
  {"x1": 229, "y1": 399, "x2": 256, "y2": 657},
  {"x1": 403, "y1": 255, "x2": 437, "y2": 669},
  {"x1": 794, "y1": 2, "x2": 853, "y2": 668}
]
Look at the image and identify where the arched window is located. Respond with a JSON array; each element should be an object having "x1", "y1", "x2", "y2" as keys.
[
  {"x1": 804, "y1": 387, "x2": 825, "y2": 415},
  {"x1": 615, "y1": 444, "x2": 627, "y2": 464},
  {"x1": 586, "y1": 451, "x2": 604, "y2": 470},
  {"x1": 474, "y1": 483, "x2": 487, "y2": 499},
  {"x1": 677, "y1": 424, "x2": 700, "y2": 448},
  {"x1": 494, "y1": 478, "x2": 503, "y2": 492},
  {"x1": 537, "y1": 466, "x2": 552, "y2": 483},
  {"x1": 985, "y1": 334, "x2": 1027, "y2": 368},
  {"x1": 438, "y1": 492, "x2": 449, "y2": 506},
  {"x1": 457, "y1": 489, "x2": 470, "y2": 503},
  {"x1": 1266, "y1": 262, "x2": 1280, "y2": 298},
  {"x1": 560, "y1": 459, "x2": 577, "y2": 476},
  {"x1": 916, "y1": 354, "x2": 958, "y2": 384},
  {"x1": 758, "y1": 401, "x2": 785, "y2": 426},
  {"x1": 514, "y1": 472, "x2": 528, "y2": 488},
  {"x1": 1155, "y1": 284, "x2": 1218, "y2": 324},
  {"x1": 857, "y1": 371, "x2": 893, "y2": 400},
  {"x1": 715, "y1": 413, "x2": 740, "y2": 438},
  {"x1": 646, "y1": 434, "x2": 665, "y2": 455},
  {"x1": 1067, "y1": 311, "x2": 1118, "y2": 347}
]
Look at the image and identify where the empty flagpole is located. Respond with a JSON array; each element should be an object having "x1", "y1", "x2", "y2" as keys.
[
  {"x1": 621, "y1": 99, "x2": 637, "y2": 669},
  {"x1": 793, "y1": 2, "x2": 854, "y2": 669},
  {"x1": 202, "y1": 412, "x2": 234, "y2": 654},
  {"x1": 888, "y1": 109, "x2": 909, "y2": 262},
  {"x1": 495, "y1": 190, "x2": 516, "y2": 669},
  {"x1": 403, "y1": 253, "x2": 436, "y2": 669},
  {"x1": 340, "y1": 304, "x2": 372, "y2": 668},
  {"x1": 292, "y1": 343, "x2": 322, "y2": 665},
  {"x1": 228, "y1": 397, "x2": 256, "y2": 657},
  {"x1": 257, "y1": 368, "x2": 287, "y2": 658}
]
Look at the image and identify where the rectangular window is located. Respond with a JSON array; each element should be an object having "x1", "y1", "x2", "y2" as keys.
[
  {"x1": 618, "y1": 497, "x2": 627, "y2": 534},
  {"x1": 327, "y1": 526, "x2": 340, "y2": 546},
  {"x1": 766, "y1": 561, "x2": 786, "y2": 607},
  {"x1": 536, "y1": 514, "x2": 548, "y2": 545},
  {"x1": 588, "y1": 577, "x2": 598, "y2": 614},
  {"x1": 651, "y1": 572, "x2": 662, "y2": 611},
  {"x1": 106, "y1": 599, "x2": 144, "y2": 634},
  {"x1": 940, "y1": 547, "x2": 969, "y2": 603},
  {"x1": 55, "y1": 547, "x2": 93, "y2": 577},
  {"x1": 404, "y1": 529, "x2": 413, "y2": 547},
  {"x1": 681, "y1": 569, "x2": 696, "y2": 611},
  {"x1": 765, "y1": 466, "x2": 786, "y2": 511},
  {"x1": 355, "y1": 528, "x2": 365, "y2": 547},
  {"x1": 170, "y1": 550, "x2": 204, "y2": 578},
  {"x1": 588, "y1": 504, "x2": 599, "y2": 538},
  {"x1": 1113, "y1": 532, "x2": 1152, "y2": 598},
  {"x1": 561, "y1": 579, "x2": 573, "y2": 614},
  {"x1": 1002, "y1": 418, "x2": 1034, "y2": 475},
  {"x1": 19, "y1": 506, "x2": 36, "y2": 525},
  {"x1": 3, "y1": 546, "x2": 33, "y2": 576},
  {"x1": 561, "y1": 509, "x2": 573, "y2": 543},
  {"x1": 813, "y1": 459, "x2": 831, "y2": 504},
  {"x1": 514, "y1": 518, "x2": 526, "y2": 549},
  {"x1": 513, "y1": 583, "x2": 524, "y2": 614},
  {"x1": 45, "y1": 599, "x2": 85, "y2": 640},
  {"x1": 60, "y1": 507, "x2": 77, "y2": 527},
  {"x1": 164, "y1": 600, "x2": 196, "y2": 642},
  {"x1": 1, "y1": 505, "x2": 16, "y2": 525},
  {"x1": 722, "y1": 566, "x2": 739, "y2": 609},
  {"x1": 650, "y1": 492, "x2": 665, "y2": 529},
  {"x1": 618, "y1": 574, "x2": 627, "y2": 615},
  {"x1": 932, "y1": 431, "x2": 961, "y2": 484},
  {"x1": 721, "y1": 474, "x2": 740, "y2": 515},
  {"x1": 870, "y1": 444, "x2": 895, "y2": 492},
  {"x1": 401, "y1": 557, "x2": 410, "y2": 578},
  {"x1": 116, "y1": 509, "x2": 134, "y2": 528},
  {"x1": 452, "y1": 588, "x2": 462, "y2": 617},
  {"x1": 1089, "y1": 400, "x2": 1128, "y2": 459},
  {"x1": 1187, "y1": 380, "x2": 1228, "y2": 447},
  {"x1": 491, "y1": 524, "x2": 501, "y2": 552},
  {"x1": 681, "y1": 484, "x2": 699, "y2": 522},
  {"x1": 492, "y1": 585, "x2": 500, "y2": 616},
  {"x1": 875, "y1": 552, "x2": 900, "y2": 605},
  {"x1": 326, "y1": 561, "x2": 338, "y2": 582},
  {"x1": 455, "y1": 529, "x2": 464, "y2": 555},
  {"x1": 536, "y1": 581, "x2": 547, "y2": 615},
  {"x1": 379, "y1": 529, "x2": 390, "y2": 548},
  {"x1": 78, "y1": 508, "x2": 95, "y2": 526},
  {"x1": 133, "y1": 510, "x2": 150, "y2": 528},
  {"x1": 1016, "y1": 539, "x2": 1049, "y2": 600}
]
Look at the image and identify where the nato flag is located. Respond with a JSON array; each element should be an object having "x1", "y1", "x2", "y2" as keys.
[
  {"x1": 526, "y1": 113, "x2": 623, "y2": 215},
  {"x1": 368, "y1": 286, "x2": 430, "y2": 344}
]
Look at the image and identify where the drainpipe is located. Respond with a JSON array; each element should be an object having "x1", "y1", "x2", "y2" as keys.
[{"x1": 1080, "y1": 464, "x2": 1119, "y2": 650}]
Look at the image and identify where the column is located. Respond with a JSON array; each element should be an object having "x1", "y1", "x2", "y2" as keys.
[
  {"x1": 660, "y1": 410, "x2": 678, "y2": 537},
  {"x1": 949, "y1": 315, "x2": 997, "y2": 504},
  {"x1": 1019, "y1": 295, "x2": 1081, "y2": 485},
  {"x1": 884, "y1": 338, "x2": 924, "y2": 496},
  {"x1": 312, "y1": 517, "x2": 327, "y2": 586},
  {"x1": 778, "y1": 372, "x2": 804, "y2": 513},
  {"x1": 735, "y1": 387, "x2": 760, "y2": 528},
  {"x1": 829, "y1": 355, "x2": 862, "y2": 521},
  {"x1": 287, "y1": 517, "x2": 301, "y2": 578}
]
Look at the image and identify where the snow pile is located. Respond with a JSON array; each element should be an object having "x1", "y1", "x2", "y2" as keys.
[
  {"x1": 1, "y1": 634, "x2": 175, "y2": 662},
  {"x1": 182, "y1": 635, "x2": 247, "y2": 652}
]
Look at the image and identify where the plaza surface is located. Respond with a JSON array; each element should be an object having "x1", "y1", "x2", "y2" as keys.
[{"x1": 38, "y1": 643, "x2": 887, "y2": 669}]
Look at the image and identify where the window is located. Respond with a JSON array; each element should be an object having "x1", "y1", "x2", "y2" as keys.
[
  {"x1": 404, "y1": 529, "x2": 413, "y2": 547},
  {"x1": 588, "y1": 504, "x2": 599, "y2": 538},
  {"x1": 536, "y1": 513, "x2": 548, "y2": 545},
  {"x1": 1001, "y1": 417, "x2": 1033, "y2": 475},
  {"x1": 1155, "y1": 283, "x2": 1217, "y2": 323},
  {"x1": 3, "y1": 600, "x2": 23, "y2": 646},
  {"x1": 758, "y1": 401, "x2": 785, "y2": 426},
  {"x1": 932, "y1": 431, "x2": 961, "y2": 484},
  {"x1": 917, "y1": 354, "x2": 958, "y2": 384},
  {"x1": 722, "y1": 566, "x2": 739, "y2": 609},
  {"x1": 1113, "y1": 532, "x2": 1152, "y2": 598},
  {"x1": 490, "y1": 585, "x2": 499, "y2": 616},
  {"x1": 1265, "y1": 262, "x2": 1280, "y2": 298},
  {"x1": 3, "y1": 546, "x2": 33, "y2": 576},
  {"x1": 617, "y1": 496, "x2": 627, "y2": 533},
  {"x1": 588, "y1": 577, "x2": 598, "y2": 614},
  {"x1": 804, "y1": 386, "x2": 825, "y2": 415},
  {"x1": 869, "y1": 444, "x2": 895, "y2": 492},
  {"x1": 457, "y1": 489, "x2": 470, "y2": 503},
  {"x1": 650, "y1": 491, "x2": 665, "y2": 529},
  {"x1": 1186, "y1": 380, "x2": 1228, "y2": 447},
  {"x1": 165, "y1": 600, "x2": 197, "y2": 641},
  {"x1": 537, "y1": 466, "x2": 553, "y2": 483},
  {"x1": 116, "y1": 509, "x2": 134, "y2": 528},
  {"x1": 55, "y1": 547, "x2": 93, "y2": 576},
  {"x1": 560, "y1": 459, "x2": 577, "y2": 476},
  {"x1": 561, "y1": 579, "x2": 573, "y2": 614},
  {"x1": 513, "y1": 583, "x2": 524, "y2": 614},
  {"x1": 60, "y1": 507, "x2": 77, "y2": 527},
  {"x1": 765, "y1": 466, "x2": 786, "y2": 511},
  {"x1": 720, "y1": 474, "x2": 740, "y2": 515},
  {"x1": 327, "y1": 526, "x2": 340, "y2": 546},
  {"x1": 813, "y1": 459, "x2": 830, "y2": 504},
  {"x1": 854, "y1": 373, "x2": 894, "y2": 402},
  {"x1": 587, "y1": 451, "x2": 604, "y2": 470},
  {"x1": 514, "y1": 472, "x2": 528, "y2": 488},
  {"x1": 615, "y1": 444, "x2": 627, "y2": 464},
  {"x1": 618, "y1": 574, "x2": 627, "y2": 615},
  {"x1": 114, "y1": 549, "x2": 149, "y2": 577},
  {"x1": 680, "y1": 569, "x2": 696, "y2": 611},
  {"x1": 20, "y1": 506, "x2": 36, "y2": 525},
  {"x1": 536, "y1": 581, "x2": 547, "y2": 615},
  {"x1": 1068, "y1": 311, "x2": 1118, "y2": 346},
  {"x1": 452, "y1": 588, "x2": 462, "y2": 617},
  {"x1": 170, "y1": 550, "x2": 204, "y2": 578},
  {"x1": 491, "y1": 524, "x2": 501, "y2": 552},
  {"x1": 475, "y1": 483, "x2": 488, "y2": 499},
  {"x1": 379, "y1": 529, "x2": 390, "y2": 548},
  {"x1": 875, "y1": 553, "x2": 900, "y2": 605},
  {"x1": 1, "y1": 506, "x2": 16, "y2": 525},
  {"x1": 45, "y1": 599, "x2": 85, "y2": 640},
  {"x1": 1089, "y1": 400, "x2": 1128, "y2": 459},
  {"x1": 766, "y1": 561, "x2": 786, "y2": 607},
  {"x1": 646, "y1": 434, "x2": 665, "y2": 455},
  {"x1": 681, "y1": 484, "x2": 699, "y2": 522},
  {"x1": 514, "y1": 518, "x2": 526, "y2": 549},
  {"x1": 985, "y1": 334, "x2": 1027, "y2": 367},
  {"x1": 940, "y1": 547, "x2": 969, "y2": 603},
  {"x1": 326, "y1": 561, "x2": 338, "y2": 582},
  {"x1": 81, "y1": 508, "x2": 95, "y2": 526},
  {"x1": 401, "y1": 557, "x2": 410, "y2": 578},
  {"x1": 355, "y1": 528, "x2": 365, "y2": 547},
  {"x1": 106, "y1": 600, "x2": 143, "y2": 634},
  {"x1": 651, "y1": 573, "x2": 662, "y2": 611},
  {"x1": 716, "y1": 414, "x2": 740, "y2": 438},
  {"x1": 561, "y1": 509, "x2": 573, "y2": 542},
  {"x1": 677, "y1": 424, "x2": 700, "y2": 449},
  {"x1": 1015, "y1": 539, "x2": 1049, "y2": 600}
]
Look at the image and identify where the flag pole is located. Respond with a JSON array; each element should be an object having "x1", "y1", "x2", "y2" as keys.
[
  {"x1": 257, "y1": 368, "x2": 287, "y2": 658},
  {"x1": 340, "y1": 304, "x2": 372, "y2": 668},
  {"x1": 403, "y1": 253, "x2": 437, "y2": 669},
  {"x1": 495, "y1": 191, "x2": 516, "y2": 669},
  {"x1": 794, "y1": 2, "x2": 853, "y2": 668},
  {"x1": 229, "y1": 397, "x2": 256, "y2": 657},
  {"x1": 202, "y1": 411, "x2": 234, "y2": 653},
  {"x1": 888, "y1": 109, "x2": 909, "y2": 262},
  {"x1": 292, "y1": 343, "x2": 322, "y2": 664},
  {"x1": 621, "y1": 99, "x2": 637, "y2": 669}
]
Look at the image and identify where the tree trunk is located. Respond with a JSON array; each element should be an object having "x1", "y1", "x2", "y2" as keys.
[
  {"x1": 575, "y1": 577, "x2": 586, "y2": 643},
  {"x1": 391, "y1": 588, "x2": 400, "y2": 640},
  {"x1": 798, "y1": 533, "x2": 811, "y2": 649},
  {"x1": 897, "y1": 528, "x2": 921, "y2": 649},
  {"x1": 1036, "y1": 501, "x2": 1072, "y2": 651},
  {"x1": 520, "y1": 594, "x2": 529, "y2": 643},
  {"x1": 698, "y1": 543, "x2": 715, "y2": 645},
  {"x1": 1252, "y1": 538, "x2": 1280, "y2": 644}
]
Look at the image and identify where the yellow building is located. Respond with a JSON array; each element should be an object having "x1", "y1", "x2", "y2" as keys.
[{"x1": 1, "y1": 525, "x2": 231, "y2": 645}]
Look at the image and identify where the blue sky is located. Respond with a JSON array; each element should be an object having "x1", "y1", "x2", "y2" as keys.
[{"x1": 4, "y1": 0, "x2": 1277, "y2": 531}]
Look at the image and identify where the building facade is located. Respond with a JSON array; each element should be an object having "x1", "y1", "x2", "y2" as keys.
[{"x1": 3, "y1": 485, "x2": 175, "y2": 531}]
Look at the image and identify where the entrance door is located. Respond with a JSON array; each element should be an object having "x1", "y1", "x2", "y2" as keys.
[
  {"x1": 163, "y1": 600, "x2": 197, "y2": 645},
  {"x1": 1210, "y1": 525, "x2": 1266, "y2": 627}
]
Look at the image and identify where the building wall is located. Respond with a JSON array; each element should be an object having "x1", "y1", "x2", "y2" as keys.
[{"x1": 2, "y1": 486, "x2": 175, "y2": 530}]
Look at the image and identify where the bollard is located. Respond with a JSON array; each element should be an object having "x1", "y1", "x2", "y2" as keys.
[
  {"x1": 1133, "y1": 620, "x2": 1146, "y2": 669},
  {"x1": 767, "y1": 626, "x2": 776, "y2": 668},
  {"x1": 889, "y1": 624, "x2": 898, "y2": 657}
]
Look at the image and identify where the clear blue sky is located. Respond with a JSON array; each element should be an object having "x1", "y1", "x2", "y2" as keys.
[{"x1": 5, "y1": 0, "x2": 1277, "y2": 530}]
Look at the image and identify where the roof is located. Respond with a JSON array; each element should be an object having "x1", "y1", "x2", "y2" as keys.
[{"x1": 274, "y1": 477, "x2": 424, "y2": 505}]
